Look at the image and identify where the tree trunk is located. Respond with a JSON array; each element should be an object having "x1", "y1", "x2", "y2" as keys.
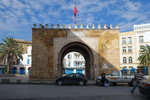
[
  {"x1": 6, "y1": 56, "x2": 11, "y2": 74},
  {"x1": 6, "y1": 66, "x2": 9, "y2": 74},
  {"x1": 6, "y1": 62, "x2": 10, "y2": 74}
]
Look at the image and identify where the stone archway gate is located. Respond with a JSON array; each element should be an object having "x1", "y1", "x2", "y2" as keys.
[{"x1": 30, "y1": 24, "x2": 120, "y2": 81}]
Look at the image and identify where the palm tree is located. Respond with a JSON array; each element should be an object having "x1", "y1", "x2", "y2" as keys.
[
  {"x1": 138, "y1": 44, "x2": 150, "y2": 74},
  {"x1": 0, "y1": 37, "x2": 23, "y2": 74}
]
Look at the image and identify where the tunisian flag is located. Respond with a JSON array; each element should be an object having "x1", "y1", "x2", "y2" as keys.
[{"x1": 74, "y1": 4, "x2": 78, "y2": 16}]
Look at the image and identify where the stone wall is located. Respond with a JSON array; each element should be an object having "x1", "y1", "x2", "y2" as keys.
[{"x1": 30, "y1": 24, "x2": 120, "y2": 80}]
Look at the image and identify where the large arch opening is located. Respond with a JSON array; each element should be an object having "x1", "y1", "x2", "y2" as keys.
[
  {"x1": 58, "y1": 42, "x2": 94, "y2": 80},
  {"x1": 63, "y1": 52, "x2": 85, "y2": 75}
]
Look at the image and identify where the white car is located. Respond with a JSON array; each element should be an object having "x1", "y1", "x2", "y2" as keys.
[{"x1": 96, "y1": 70, "x2": 135, "y2": 86}]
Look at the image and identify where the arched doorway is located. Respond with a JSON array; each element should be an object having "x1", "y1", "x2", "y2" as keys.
[
  {"x1": 57, "y1": 42, "x2": 94, "y2": 80},
  {"x1": 63, "y1": 52, "x2": 85, "y2": 75},
  {"x1": 12, "y1": 67, "x2": 17, "y2": 74},
  {"x1": 20, "y1": 67, "x2": 25, "y2": 75}
]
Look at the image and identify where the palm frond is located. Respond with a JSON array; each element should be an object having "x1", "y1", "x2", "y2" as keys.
[
  {"x1": 0, "y1": 37, "x2": 24, "y2": 66},
  {"x1": 138, "y1": 44, "x2": 150, "y2": 66}
]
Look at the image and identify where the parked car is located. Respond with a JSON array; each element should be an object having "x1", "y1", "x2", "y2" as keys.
[
  {"x1": 138, "y1": 78, "x2": 150, "y2": 97},
  {"x1": 96, "y1": 70, "x2": 135, "y2": 86},
  {"x1": 56, "y1": 73, "x2": 87, "y2": 86}
]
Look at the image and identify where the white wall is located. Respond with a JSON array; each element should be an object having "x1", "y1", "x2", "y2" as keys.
[
  {"x1": 134, "y1": 24, "x2": 150, "y2": 63},
  {"x1": 13, "y1": 46, "x2": 32, "y2": 74}
]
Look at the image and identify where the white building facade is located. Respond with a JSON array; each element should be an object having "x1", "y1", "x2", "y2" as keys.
[
  {"x1": 120, "y1": 23, "x2": 150, "y2": 74},
  {"x1": 120, "y1": 31, "x2": 137, "y2": 70},
  {"x1": 63, "y1": 52, "x2": 85, "y2": 75},
  {"x1": 134, "y1": 23, "x2": 150, "y2": 74},
  {"x1": 13, "y1": 46, "x2": 32, "y2": 75}
]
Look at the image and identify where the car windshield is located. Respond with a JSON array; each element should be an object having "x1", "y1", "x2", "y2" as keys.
[
  {"x1": 121, "y1": 70, "x2": 135, "y2": 76},
  {"x1": 141, "y1": 78, "x2": 150, "y2": 84},
  {"x1": 75, "y1": 74, "x2": 83, "y2": 78},
  {"x1": 111, "y1": 71, "x2": 120, "y2": 76},
  {"x1": 65, "y1": 74, "x2": 74, "y2": 78}
]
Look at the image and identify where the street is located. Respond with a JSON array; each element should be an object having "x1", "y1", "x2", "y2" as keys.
[{"x1": 0, "y1": 84, "x2": 148, "y2": 100}]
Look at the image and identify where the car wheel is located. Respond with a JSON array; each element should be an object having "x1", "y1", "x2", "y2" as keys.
[
  {"x1": 131, "y1": 79, "x2": 135, "y2": 86},
  {"x1": 128, "y1": 82, "x2": 132, "y2": 86},
  {"x1": 58, "y1": 81, "x2": 62, "y2": 86},
  {"x1": 111, "y1": 82, "x2": 117, "y2": 86},
  {"x1": 128, "y1": 81, "x2": 134, "y2": 86},
  {"x1": 96, "y1": 82, "x2": 100, "y2": 86},
  {"x1": 96, "y1": 79, "x2": 101, "y2": 86},
  {"x1": 79, "y1": 81, "x2": 84, "y2": 86}
]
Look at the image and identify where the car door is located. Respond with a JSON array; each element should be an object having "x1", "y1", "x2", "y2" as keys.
[
  {"x1": 74, "y1": 74, "x2": 83, "y2": 84},
  {"x1": 63, "y1": 73, "x2": 74, "y2": 84},
  {"x1": 122, "y1": 70, "x2": 133, "y2": 83},
  {"x1": 107, "y1": 71, "x2": 122, "y2": 83}
]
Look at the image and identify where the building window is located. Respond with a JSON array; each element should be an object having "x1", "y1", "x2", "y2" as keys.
[
  {"x1": 123, "y1": 57, "x2": 127, "y2": 64},
  {"x1": 139, "y1": 45, "x2": 144, "y2": 51},
  {"x1": 74, "y1": 54, "x2": 77, "y2": 59},
  {"x1": 68, "y1": 54, "x2": 71, "y2": 59},
  {"x1": 74, "y1": 61, "x2": 77, "y2": 66},
  {"x1": 122, "y1": 47, "x2": 126, "y2": 53},
  {"x1": 27, "y1": 59, "x2": 30, "y2": 64},
  {"x1": 122, "y1": 38, "x2": 126, "y2": 44},
  {"x1": 139, "y1": 36, "x2": 144, "y2": 43},
  {"x1": 20, "y1": 67, "x2": 25, "y2": 75},
  {"x1": 74, "y1": 53, "x2": 80, "y2": 59},
  {"x1": 68, "y1": 62, "x2": 71, "y2": 67},
  {"x1": 128, "y1": 37, "x2": 132, "y2": 44},
  {"x1": 77, "y1": 62, "x2": 80, "y2": 66},
  {"x1": 128, "y1": 46, "x2": 132, "y2": 53},
  {"x1": 20, "y1": 44, "x2": 22, "y2": 47},
  {"x1": 18, "y1": 59, "x2": 20, "y2": 65},
  {"x1": 129, "y1": 57, "x2": 132, "y2": 63}
]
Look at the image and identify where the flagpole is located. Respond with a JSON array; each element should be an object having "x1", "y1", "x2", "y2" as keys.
[
  {"x1": 74, "y1": 2, "x2": 77, "y2": 25},
  {"x1": 75, "y1": 2, "x2": 76, "y2": 25},
  {"x1": 75, "y1": 16, "x2": 76, "y2": 24}
]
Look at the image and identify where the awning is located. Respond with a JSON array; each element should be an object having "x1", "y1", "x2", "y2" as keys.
[
  {"x1": 131, "y1": 67, "x2": 136, "y2": 73},
  {"x1": 131, "y1": 67, "x2": 136, "y2": 70},
  {"x1": 122, "y1": 68, "x2": 127, "y2": 71}
]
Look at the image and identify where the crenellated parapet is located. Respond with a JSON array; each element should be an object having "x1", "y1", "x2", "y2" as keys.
[
  {"x1": 32, "y1": 24, "x2": 119, "y2": 29},
  {"x1": 133, "y1": 23, "x2": 150, "y2": 31}
]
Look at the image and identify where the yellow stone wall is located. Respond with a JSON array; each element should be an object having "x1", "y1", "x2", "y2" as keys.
[
  {"x1": 15, "y1": 39, "x2": 32, "y2": 54},
  {"x1": 30, "y1": 27, "x2": 120, "y2": 80}
]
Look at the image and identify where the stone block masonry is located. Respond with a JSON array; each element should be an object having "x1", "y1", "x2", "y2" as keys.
[{"x1": 30, "y1": 24, "x2": 120, "y2": 81}]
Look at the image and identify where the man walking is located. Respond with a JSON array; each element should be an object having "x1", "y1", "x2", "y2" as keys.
[{"x1": 130, "y1": 69, "x2": 144, "y2": 93}]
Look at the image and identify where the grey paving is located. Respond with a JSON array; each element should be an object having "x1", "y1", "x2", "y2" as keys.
[{"x1": 0, "y1": 84, "x2": 148, "y2": 100}]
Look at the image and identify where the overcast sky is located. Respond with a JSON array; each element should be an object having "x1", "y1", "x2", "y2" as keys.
[{"x1": 0, "y1": 0, "x2": 150, "y2": 42}]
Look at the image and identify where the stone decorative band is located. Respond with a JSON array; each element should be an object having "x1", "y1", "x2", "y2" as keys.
[{"x1": 33, "y1": 24, "x2": 119, "y2": 29}]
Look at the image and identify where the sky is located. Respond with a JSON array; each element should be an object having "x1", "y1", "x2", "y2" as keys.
[{"x1": 0, "y1": 0, "x2": 150, "y2": 42}]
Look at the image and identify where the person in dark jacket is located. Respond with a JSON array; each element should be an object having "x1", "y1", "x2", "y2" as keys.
[{"x1": 101, "y1": 71, "x2": 106, "y2": 86}]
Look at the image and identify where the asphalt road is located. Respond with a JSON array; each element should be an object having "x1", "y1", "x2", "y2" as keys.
[{"x1": 0, "y1": 84, "x2": 149, "y2": 100}]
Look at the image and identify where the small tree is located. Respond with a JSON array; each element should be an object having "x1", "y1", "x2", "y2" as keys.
[
  {"x1": 0, "y1": 37, "x2": 23, "y2": 74},
  {"x1": 138, "y1": 44, "x2": 150, "y2": 75}
]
